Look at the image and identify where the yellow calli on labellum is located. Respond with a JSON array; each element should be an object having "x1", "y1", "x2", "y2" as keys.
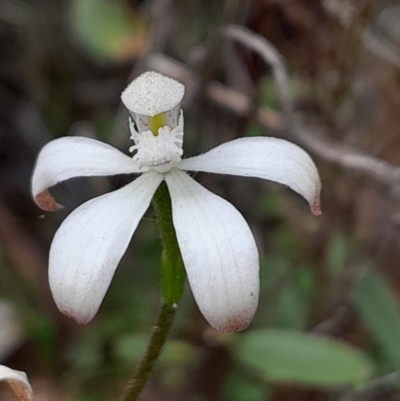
[
  {"x1": 31, "y1": 71, "x2": 321, "y2": 333},
  {"x1": 0, "y1": 365, "x2": 33, "y2": 401}
]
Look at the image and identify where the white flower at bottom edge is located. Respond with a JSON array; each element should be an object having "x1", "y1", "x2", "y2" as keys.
[
  {"x1": 31, "y1": 71, "x2": 321, "y2": 333},
  {"x1": 0, "y1": 365, "x2": 33, "y2": 401}
]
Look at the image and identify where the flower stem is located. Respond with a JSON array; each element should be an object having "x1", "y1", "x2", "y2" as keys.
[
  {"x1": 120, "y1": 303, "x2": 176, "y2": 401},
  {"x1": 153, "y1": 181, "x2": 185, "y2": 304},
  {"x1": 120, "y1": 181, "x2": 185, "y2": 401}
]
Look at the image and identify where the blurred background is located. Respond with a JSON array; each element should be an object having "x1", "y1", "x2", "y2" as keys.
[{"x1": 2, "y1": 0, "x2": 400, "y2": 400}]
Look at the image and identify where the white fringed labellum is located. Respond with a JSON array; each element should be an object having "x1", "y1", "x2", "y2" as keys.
[{"x1": 128, "y1": 110, "x2": 184, "y2": 173}]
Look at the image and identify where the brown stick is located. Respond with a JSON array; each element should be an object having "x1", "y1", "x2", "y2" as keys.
[{"x1": 223, "y1": 25, "x2": 400, "y2": 187}]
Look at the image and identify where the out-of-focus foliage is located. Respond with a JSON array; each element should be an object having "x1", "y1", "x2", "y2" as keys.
[
  {"x1": 68, "y1": 0, "x2": 147, "y2": 61},
  {"x1": 355, "y1": 269, "x2": 400, "y2": 370},
  {"x1": 236, "y1": 329, "x2": 372, "y2": 386}
]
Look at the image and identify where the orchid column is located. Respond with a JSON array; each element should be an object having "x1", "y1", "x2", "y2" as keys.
[{"x1": 31, "y1": 71, "x2": 321, "y2": 400}]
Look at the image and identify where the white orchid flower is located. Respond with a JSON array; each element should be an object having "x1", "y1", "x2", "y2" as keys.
[
  {"x1": 31, "y1": 71, "x2": 321, "y2": 333},
  {"x1": 0, "y1": 365, "x2": 33, "y2": 401}
]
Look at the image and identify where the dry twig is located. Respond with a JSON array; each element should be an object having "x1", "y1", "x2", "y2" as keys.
[{"x1": 223, "y1": 25, "x2": 400, "y2": 189}]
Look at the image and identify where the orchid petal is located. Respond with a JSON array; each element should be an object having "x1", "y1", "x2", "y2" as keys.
[
  {"x1": 49, "y1": 171, "x2": 162, "y2": 324},
  {"x1": 0, "y1": 365, "x2": 33, "y2": 401},
  {"x1": 165, "y1": 169, "x2": 259, "y2": 333},
  {"x1": 121, "y1": 71, "x2": 185, "y2": 117},
  {"x1": 32, "y1": 137, "x2": 141, "y2": 211},
  {"x1": 179, "y1": 137, "x2": 322, "y2": 215}
]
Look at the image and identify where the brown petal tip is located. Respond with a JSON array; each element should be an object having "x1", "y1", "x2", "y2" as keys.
[
  {"x1": 217, "y1": 315, "x2": 253, "y2": 334},
  {"x1": 8, "y1": 380, "x2": 33, "y2": 401},
  {"x1": 311, "y1": 195, "x2": 322, "y2": 216},
  {"x1": 60, "y1": 307, "x2": 92, "y2": 325},
  {"x1": 35, "y1": 190, "x2": 64, "y2": 212}
]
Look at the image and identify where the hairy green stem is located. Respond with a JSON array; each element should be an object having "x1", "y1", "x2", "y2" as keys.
[
  {"x1": 120, "y1": 303, "x2": 176, "y2": 401},
  {"x1": 120, "y1": 181, "x2": 185, "y2": 401},
  {"x1": 153, "y1": 182, "x2": 185, "y2": 304}
]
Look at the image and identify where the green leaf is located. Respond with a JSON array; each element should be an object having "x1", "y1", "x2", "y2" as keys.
[
  {"x1": 69, "y1": 0, "x2": 147, "y2": 61},
  {"x1": 225, "y1": 371, "x2": 268, "y2": 401},
  {"x1": 355, "y1": 269, "x2": 400, "y2": 367},
  {"x1": 236, "y1": 330, "x2": 373, "y2": 387}
]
